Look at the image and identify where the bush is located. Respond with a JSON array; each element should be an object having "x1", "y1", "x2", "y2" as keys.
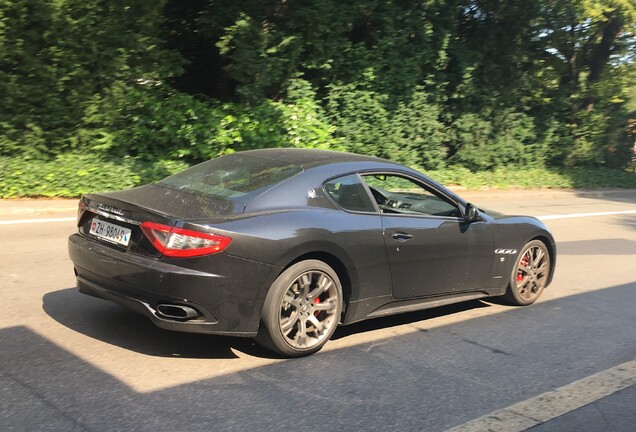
[
  {"x1": 425, "y1": 166, "x2": 636, "y2": 189},
  {"x1": 325, "y1": 78, "x2": 447, "y2": 169},
  {"x1": 0, "y1": 154, "x2": 187, "y2": 198},
  {"x1": 72, "y1": 79, "x2": 339, "y2": 164},
  {"x1": 448, "y1": 111, "x2": 538, "y2": 171},
  {"x1": 2, "y1": 153, "x2": 635, "y2": 199},
  {"x1": 0, "y1": 0, "x2": 180, "y2": 158}
]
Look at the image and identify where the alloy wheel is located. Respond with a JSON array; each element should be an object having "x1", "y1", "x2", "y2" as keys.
[
  {"x1": 278, "y1": 270, "x2": 339, "y2": 350},
  {"x1": 515, "y1": 244, "x2": 550, "y2": 302}
]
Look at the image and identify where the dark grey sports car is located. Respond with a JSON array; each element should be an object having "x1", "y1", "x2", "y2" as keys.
[{"x1": 68, "y1": 148, "x2": 556, "y2": 356}]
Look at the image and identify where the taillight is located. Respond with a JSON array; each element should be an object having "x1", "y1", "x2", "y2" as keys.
[{"x1": 140, "y1": 222, "x2": 232, "y2": 257}]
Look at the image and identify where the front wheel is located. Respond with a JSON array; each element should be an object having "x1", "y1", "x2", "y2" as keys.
[
  {"x1": 503, "y1": 240, "x2": 551, "y2": 306},
  {"x1": 255, "y1": 260, "x2": 343, "y2": 357}
]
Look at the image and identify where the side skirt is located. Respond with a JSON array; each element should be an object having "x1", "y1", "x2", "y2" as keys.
[
  {"x1": 343, "y1": 291, "x2": 493, "y2": 325},
  {"x1": 367, "y1": 292, "x2": 490, "y2": 319}
]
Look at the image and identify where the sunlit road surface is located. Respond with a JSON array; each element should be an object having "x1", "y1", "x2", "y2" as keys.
[{"x1": 1, "y1": 189, "x2": 634, "y2": 431}]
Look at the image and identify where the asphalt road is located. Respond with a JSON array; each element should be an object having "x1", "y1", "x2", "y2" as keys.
[{"x1": 1, "y1": 189, "x2": 635, "y2": 432}]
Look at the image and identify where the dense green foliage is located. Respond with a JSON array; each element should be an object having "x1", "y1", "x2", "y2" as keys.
[
  {"x1": 1, "y1": 0, "x2": 635, "y2": 197},
  {"x1": 0, "y1": 154, "x2": 188, "y2": 198},
  {"x1": 2, "y1": 154, "x2": 634, "y2": 198}
]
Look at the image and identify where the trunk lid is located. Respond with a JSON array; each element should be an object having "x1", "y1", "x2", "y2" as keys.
[{"x1": 78, "y1": 184, "x2": 244, "y2": 256}]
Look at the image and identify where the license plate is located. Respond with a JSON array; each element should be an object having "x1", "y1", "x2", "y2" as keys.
[{"x1": 89, "y1": 218, "x2": 131, "y2": 246}]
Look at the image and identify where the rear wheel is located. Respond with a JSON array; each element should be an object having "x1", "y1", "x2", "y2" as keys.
[
  {"x1": 503, "y1": 240, "x2": 550, "y2": 306},
  {"x1": 255, "y1": 260, "x2": 343, "y2": 357}
]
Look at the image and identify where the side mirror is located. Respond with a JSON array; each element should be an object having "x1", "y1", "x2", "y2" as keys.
[{"x1": 465, "y1": 203, "x2": 482, "y2": 222}]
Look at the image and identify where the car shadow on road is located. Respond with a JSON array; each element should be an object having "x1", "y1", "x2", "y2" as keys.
[
  {"x1": 332, "y1": 300, "x2": 491, "y2": 340},
  {"x1": 16, "y1": 281, "x2": 636, "y2": 431},
  {"x1": 43, "y1": 287, "x2": 493, "y2": 359},
  {"x1": 42, "y1": 288, "x2": 276, "y2": 359},
  {"x1": 573, "y1": 188, "x2": 636, "y2": 205}
]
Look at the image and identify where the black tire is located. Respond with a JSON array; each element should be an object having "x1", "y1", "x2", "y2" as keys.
[
  {"x1": 503, "y1": 240, "x2": 551, "y2": 306},
  {"x1": 255, "y1": 260, "x2": 343, "y2": 357}
]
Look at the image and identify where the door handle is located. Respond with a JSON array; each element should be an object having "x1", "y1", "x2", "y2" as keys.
[{"x1": 392, "y1": 232, "x2": 413, "y2": 241}]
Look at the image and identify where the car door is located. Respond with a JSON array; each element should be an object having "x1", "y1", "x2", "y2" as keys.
[{"x1": 362, "y1": 173, "x2": 494, "y2": 299}]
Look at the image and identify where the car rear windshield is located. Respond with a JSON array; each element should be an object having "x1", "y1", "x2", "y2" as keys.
[{"x1": 157, "y1": 154, "x2": 302, "y2": 200}]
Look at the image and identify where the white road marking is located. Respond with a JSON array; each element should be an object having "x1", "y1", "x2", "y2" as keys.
[
  {"x1": 0, "y1": 217, "x2": 76, "y2": 225},
  {"x1": 538, "y1": 210, "x2": 636, "y2": 220},
  {"x1": 446, "y1": 359, "x2": 636, "y2": 432}
]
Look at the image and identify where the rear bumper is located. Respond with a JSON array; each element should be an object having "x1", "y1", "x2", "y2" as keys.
[{"x1": 68, "y1": 234, "x2": 279, "y2": 337}]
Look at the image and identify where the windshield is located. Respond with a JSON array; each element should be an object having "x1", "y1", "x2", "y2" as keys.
[{"x1": 158, "y1": 154, "x2": 302, "y2": 200}]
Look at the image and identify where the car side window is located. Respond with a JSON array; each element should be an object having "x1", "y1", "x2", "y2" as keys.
[
  {"x1": 362, "y1": 174, "x2": 460, "y2": 217},
  {"x1": 324, "y1": 174, "x2": 376, "y2": 213}
]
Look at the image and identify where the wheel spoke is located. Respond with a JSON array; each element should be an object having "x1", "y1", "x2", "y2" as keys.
[
  {"x1": 528, "y1": 281, "x2": 540, "y2": 295},
  {"x1": 293, "y1": 318, "x2": 308, "y2": 347},
  {"x1": 307, "y1": 274, "x2": 332, "y2": 301},
  {"x1": 517, "y1": 278, "x2": 530, "y2": 292},
  {"x1": 532, "y1": 248, "x2": 545, "y2": 267},
  {"x1": 298, "y1": 274, "x2": 311, "y2": 296},
  {"x1": 536, "y1": 263, "x2": 549, "y2": 277},
  {"x1": 280, "y1": 311, "x2": 300, "y2": 335},
  {"x1": 307, "y1": 315, "x2": 324, "y2": 334},
  {"x1": 312, "y1": 298, "x2": 337, "y2": 312},
  {"x1": 283, "y1": 292, "x2": 299, "y2": 307},
  {"x1": 518, "y1": 264, "x2": 532, "y2": 274}
]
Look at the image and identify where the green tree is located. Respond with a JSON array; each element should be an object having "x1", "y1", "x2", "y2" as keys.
[
  {"x1": 0, "y1": 0, "x2": 180, "y2": 157},
  {"x1": 2, "y1": 0, "x2": 634, "y2": 174},
  {"x1": 534, "y1": 0, "x2": 636, "y2": 166}
]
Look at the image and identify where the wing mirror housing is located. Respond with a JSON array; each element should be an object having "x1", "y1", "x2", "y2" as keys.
[{"x1": 465, "y1": 203, "x2": 482, "y2": 222}]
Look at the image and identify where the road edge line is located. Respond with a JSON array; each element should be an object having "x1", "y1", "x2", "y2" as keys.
[
  {"x1": 446, "y1": 359, "x2": 636, "y2": 432},
  {"x1": 0, "y1": 217, "x2": 76, "y2": 225},
  {"x1": 538, "y1": 210, "x2": 636, "y2": 220}
]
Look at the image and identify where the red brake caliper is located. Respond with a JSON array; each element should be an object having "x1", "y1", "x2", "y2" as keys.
[
  {"x1": 313, "y1": 297, "x2": 321, "y2": 317},
  {"x1": 517, "y1": 256, "x2": 528, "y2": 282}
]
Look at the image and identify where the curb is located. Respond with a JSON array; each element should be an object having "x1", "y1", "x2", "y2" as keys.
[{"x1": 0, "y1": 199, "x2": 77, "y2": 218}]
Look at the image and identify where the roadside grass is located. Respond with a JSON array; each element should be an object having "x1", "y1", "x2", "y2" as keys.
[
  {"x1": 1, "y1": 154, "x2": 635, "y2": 198},
  {"x1": 0, "y1": 154, "x2": 188, "y2": 198},
  {"x1": 426, "y1": 166, "x2": 636, "y2": 190}
]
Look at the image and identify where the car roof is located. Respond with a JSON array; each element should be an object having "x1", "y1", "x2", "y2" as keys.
[{"x1": 239, "y1": 148, "x2": 390, "y2": 168}]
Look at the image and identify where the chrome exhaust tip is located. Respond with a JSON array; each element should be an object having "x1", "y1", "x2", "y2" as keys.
[{"x1": 156, "y1": 304, "x2": 200, "y2": 320}]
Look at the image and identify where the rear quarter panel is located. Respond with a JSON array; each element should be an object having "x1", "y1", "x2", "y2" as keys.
[{"x1": 211, "y1": 209, "x2": 392, "y2": 303}]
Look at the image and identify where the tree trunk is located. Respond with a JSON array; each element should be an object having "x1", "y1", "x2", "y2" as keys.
[{"x1": 588, "y1": 13, "x2": 622, "y2": 83}]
